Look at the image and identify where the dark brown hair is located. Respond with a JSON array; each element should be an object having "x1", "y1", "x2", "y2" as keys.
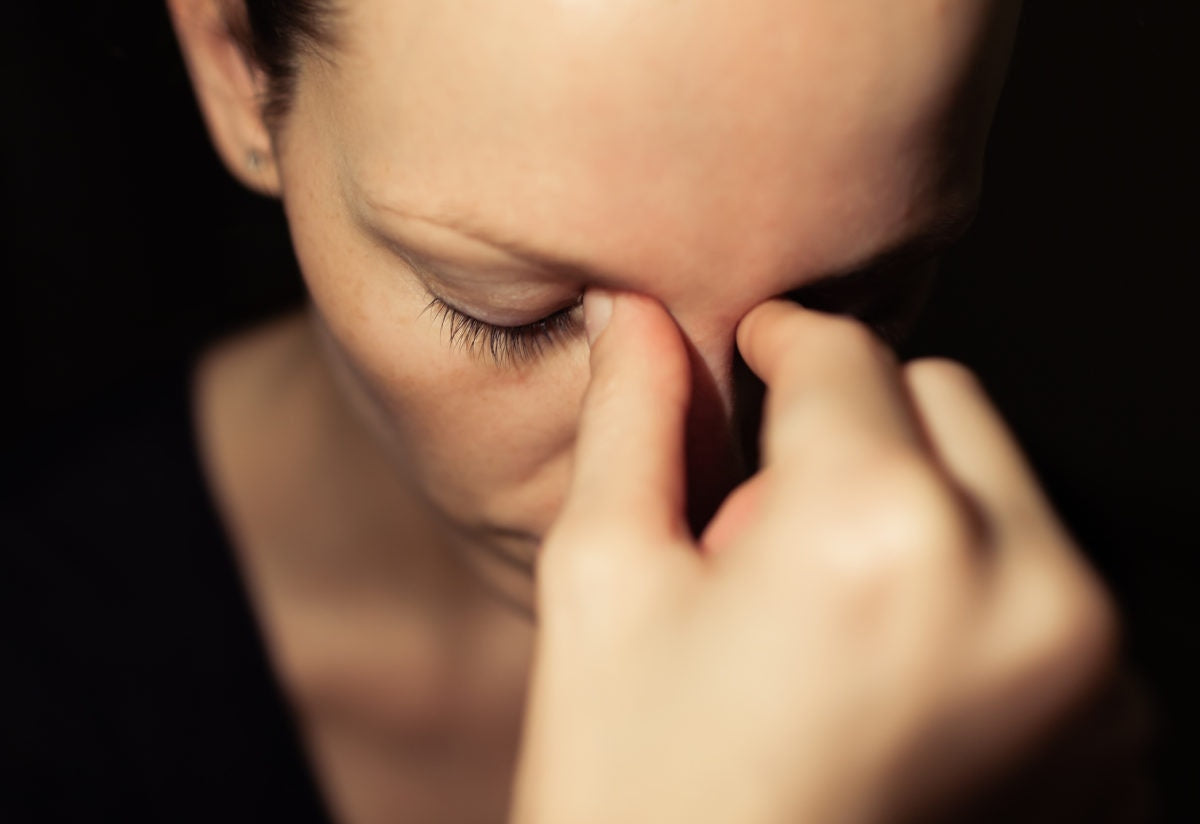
[{"x1": 222, "y1": 0, "x2": 339, "y2": 129}]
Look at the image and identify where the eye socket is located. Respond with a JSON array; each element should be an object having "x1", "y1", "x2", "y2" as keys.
[{"x1": 422, "y1": 292, "x2": 585, "y2": 366}]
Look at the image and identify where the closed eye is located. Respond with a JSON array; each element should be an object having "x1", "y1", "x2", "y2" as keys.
[{"x1": 421, "y1": 292, "x2": 584, "y2": 366}]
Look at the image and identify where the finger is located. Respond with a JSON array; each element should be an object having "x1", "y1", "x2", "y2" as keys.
[
  {"x1": 902, "y1": 358, "x2": 1060, "y2": 540},
  {"x1": 736, "y1": 299, "x2": 930, "y2": 473},
  {"x1": 555, "y1": 289, "x2": 692, "y2": 545},
  {"x1": 903, "y1": 356, "x2": 1116, "y2": 659},
  {"x1": 903, "y1": 366, "x2": 1121, "y2": 799}
]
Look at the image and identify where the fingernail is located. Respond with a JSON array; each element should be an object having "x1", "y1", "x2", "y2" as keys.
[{"x1": 584, "y1": 289, "x2": 614, "y2": 344}]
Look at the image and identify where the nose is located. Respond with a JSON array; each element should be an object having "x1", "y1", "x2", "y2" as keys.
[
  {"x1": 667, "y1": 253, "x2": 939, "y2": 534},
  {"x1": 676, "y1": 320, "x2": 767, "y2": 538}
]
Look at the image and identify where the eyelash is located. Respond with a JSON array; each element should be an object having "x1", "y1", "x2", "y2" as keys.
[{"x1": 422, "y1": 293, "x2": 584, "y2": 365}]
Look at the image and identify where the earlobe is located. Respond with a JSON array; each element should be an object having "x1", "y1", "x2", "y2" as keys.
[{"x1": 166, "y1": 0, "x2": 281, "y2": 196}]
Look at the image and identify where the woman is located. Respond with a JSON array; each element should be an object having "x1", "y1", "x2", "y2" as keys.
[{"x1": 7, "y1": 1, "x2": 1136, "y2": 822}]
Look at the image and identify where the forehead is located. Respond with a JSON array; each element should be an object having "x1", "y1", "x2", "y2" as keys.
[{"x1": 312, "y1": 0, "x2": 984, "y2": 293}]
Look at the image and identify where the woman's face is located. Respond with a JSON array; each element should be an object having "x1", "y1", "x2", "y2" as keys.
[{"x1": 268, "y1": 0, "x2": 1020, "y2": 604}]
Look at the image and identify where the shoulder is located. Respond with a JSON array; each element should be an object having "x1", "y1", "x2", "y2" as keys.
[
  {"x1": 191, "y1": 310, "x2": 320, "y2": 509},
  {"x1": 193, "y1": 310, "x2": 316, "y2": 424}
]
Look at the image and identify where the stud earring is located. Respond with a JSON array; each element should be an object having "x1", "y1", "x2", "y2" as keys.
[{"x1": 247, "y1": 149, "x2": 265, "y2": 171}]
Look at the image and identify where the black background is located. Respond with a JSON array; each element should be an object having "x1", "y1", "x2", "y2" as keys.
[{"x1": 3, "y1": 1, "x2": 1197, "y2": 820}]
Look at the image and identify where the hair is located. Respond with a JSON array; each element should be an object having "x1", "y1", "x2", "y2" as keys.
[{"x1": 221, "y1": 0, "x2": 339, "y2": 130}]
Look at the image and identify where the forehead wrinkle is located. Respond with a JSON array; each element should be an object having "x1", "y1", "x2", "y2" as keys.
[
  {"x1": 362, "y1": 201, "x2": 785, "y2": 309},
  {"x1": 364, "y1": 195, "x2": 584, "y2": 274},
  {"x1": 349, "y1": 162, "x2": 828, "y2": 302}
]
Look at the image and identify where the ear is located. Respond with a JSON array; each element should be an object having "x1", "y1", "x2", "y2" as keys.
[{"x1": 167, "y1": 0, "x2": 281, "y2": 196}]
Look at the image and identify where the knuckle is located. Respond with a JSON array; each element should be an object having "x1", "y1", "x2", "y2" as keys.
[
  {"x1": 1044, "y1": 573, "x2": 1121, "y2": 681},
  {"x1": 1007, "y1": 556, "x2": 1122, "y2": 699},
  {"x1": 863, "y1": 457, "x2": 976, "y2": 550},
  {"x1": 809, "y1": 457, "x2": 977, "y2": 582}
]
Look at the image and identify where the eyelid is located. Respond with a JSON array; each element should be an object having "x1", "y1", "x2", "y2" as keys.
[
  {"x1": 386, "y1": 233, "x2": 585, "y2": 365},
  {"x1": 421, "y1": 289, "x2": 584, "y2": 366},
  {"x1": 380, "y1": 229, "x2": 575, "y2": 306}
]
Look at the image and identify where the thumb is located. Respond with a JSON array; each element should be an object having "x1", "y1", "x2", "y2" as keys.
[{"x1": 554, "y1": 289, "x2": 693, "y2": 548}]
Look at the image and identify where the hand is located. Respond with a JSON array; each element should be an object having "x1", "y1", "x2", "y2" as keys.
[{"x1": 508, "y1": 292, "x2": 1117, "y2": 824}]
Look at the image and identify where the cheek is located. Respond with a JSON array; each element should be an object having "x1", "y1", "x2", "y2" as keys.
[
  {"x1": 385, "y1": 353, "x2": 588, "y2": 533},
  {"x1": 285, "y1": 184, "x2": 588, "y2": 533}
]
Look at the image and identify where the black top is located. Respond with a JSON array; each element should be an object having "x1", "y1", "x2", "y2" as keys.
[{"x1": 1, "y1": 365, "x2": 331, "y2": 823}]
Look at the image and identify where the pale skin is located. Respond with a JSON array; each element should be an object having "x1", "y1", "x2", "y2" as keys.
[{"x1": 168, "y1": 1, "x2": 1124, "y2": 822}]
